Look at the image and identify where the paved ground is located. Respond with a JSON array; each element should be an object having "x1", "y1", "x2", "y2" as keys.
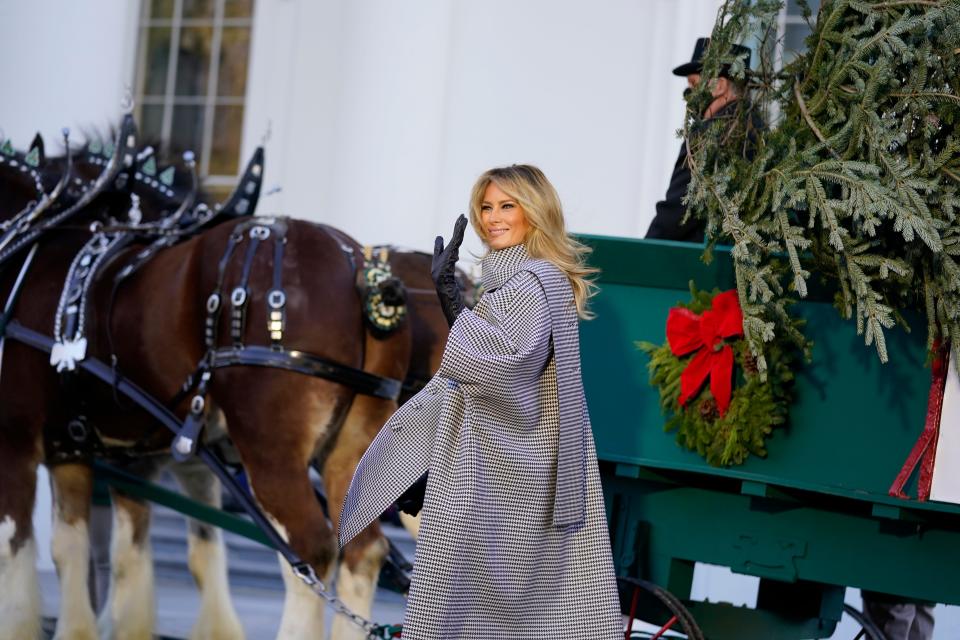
[
  {"x1": 36, "y1": 506, "x2": 960, "y2": 639},
  {"x1": 39, "y1": 508, "x2": 412, "y2": 639},
  {"x1": 39, "y1": 561, "x2": 408, "y2": 639},
  {"x1": 39, "y1": 569, "x2": 960, "y2": 639}
]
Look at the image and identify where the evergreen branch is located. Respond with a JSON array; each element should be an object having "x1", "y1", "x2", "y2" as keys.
[
  {"x1": 871, "y1": 0, "x2": 944, "y2": 7},
  {"x1": 835, "y1": 253, "x2": 854, "y2": 318},
  {"x1": 776, "y1": 209, "x2": 811, "y2": 296},
  {"x1": 890, "y1": 91, "x2": 960, "y2": 105},
  {"x1": 810, "y1": 10, "x2": 935, "y2": 114},
  {"x1": 693, "y1": 0, "x2": 960, "y2": 372},
  {"x1": 801, "y1": 0, "x2": 847, "y2": 94},
  {"x1": 794, "y1": 82, "x2": 841, "y2": 159},
  {"x1": 923, "y1": 266, "x2": 937, "y2": 350}
]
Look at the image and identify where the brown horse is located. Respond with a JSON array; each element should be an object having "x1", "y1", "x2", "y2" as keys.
[
  {"x1": 0, "y1": 125, "x2": 461, "y2": 638},
  {"x1": 316, "y1": 243, "x2": 460, "y2": 636},
  {"x1": 0, "y1": 135, "x2": 60, "y2": 640},
  {"x1": 0, "y1": 126, "x2": 255, "y2": 639},
  {"x1": 0, "y1": 119, "x2": 468, "y2": 638}
]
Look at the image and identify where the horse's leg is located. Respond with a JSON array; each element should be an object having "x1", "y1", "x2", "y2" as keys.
[
  {"x1": 98, "y1": 489, "x2": 154, "y2": 640},
  {"x1": 325, "y1": 312, "x2": 412, "y2": 640},
  {"x1": 0, "y1": 435, "x2": 42, "y2": 640},
  {"x1": 218, "y1": 371, "x2": 350, "y2": 640},
  {"x1": 323, "y1": 395, "x2": 395, "y2": 640},
  {"x1": 48, "y1": 463, "x2": 98, "y2": 640},
  {"x1": 398, "y1": 512, "x2": 421, "y2": 538},
  {"x1": 169, "y1": 457, "x2": 245, "y2": 640}
]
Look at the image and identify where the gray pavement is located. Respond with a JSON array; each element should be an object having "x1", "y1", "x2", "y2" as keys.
[
  {"x1": 41, "y1": 564, "x2": 408, "y2": 639},
  {"x1": 36, "y1": 505, "x2": 960, "y2": 639},
  {"x1": 39, "y1": 570, "x2": 407, "y2": 639},
  {"x1": 40, "y1": 508, "x2": 411, "y2": 640}
]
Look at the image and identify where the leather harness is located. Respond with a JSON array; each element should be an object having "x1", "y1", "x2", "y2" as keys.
[
  {"x1": 1, "y1": 123, "x2": 405, "y2": 463},
  {"x1": 0, "y1": 123, "x2": 423, "y2": 634},
  {"x1": 171, "y1": 216, "x2": 404, "y2": 461}
]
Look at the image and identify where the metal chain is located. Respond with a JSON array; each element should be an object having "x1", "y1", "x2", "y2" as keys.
[{"x1": 291, "y1": 562, "x2": 388, "y2": 639}]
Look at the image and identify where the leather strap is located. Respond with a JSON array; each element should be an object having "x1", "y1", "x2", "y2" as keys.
[{"x1": 209, "y1": 345, "x2": 401, "y2": 401}]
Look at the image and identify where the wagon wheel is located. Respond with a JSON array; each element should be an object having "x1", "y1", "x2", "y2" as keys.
[
  {"x1": 842, "y1": 603, "x2": 888, "y2": 640},
  {"x1": 618, "y1": 576, "x2": 705, "y2": 640}
]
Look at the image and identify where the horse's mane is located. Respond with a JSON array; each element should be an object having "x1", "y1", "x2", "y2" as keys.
[{"x1": 72, "y1": 125, "x2": 209, "y2": 205}]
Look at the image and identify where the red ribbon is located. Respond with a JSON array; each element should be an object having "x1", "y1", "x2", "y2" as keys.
[
  {"x1": 889, "y1": 341, "x2": 949, "y2": 501},
  {"x1": 666, "y1": 290, "x2": 744, "y2": 416}
]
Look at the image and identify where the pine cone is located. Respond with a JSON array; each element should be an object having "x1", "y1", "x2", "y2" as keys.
[
  {"x1": 743, "y1": 352, "x2": 759, "y2": 375},
  {"x1": 699, "y1": 397, "x2": 719, "y2": 420}
]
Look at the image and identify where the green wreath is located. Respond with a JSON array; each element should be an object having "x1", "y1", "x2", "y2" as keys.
[{"x1": 637, "y1": 285, "x2": 801, "y2": 466}]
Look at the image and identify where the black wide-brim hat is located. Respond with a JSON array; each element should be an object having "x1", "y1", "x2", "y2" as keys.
[
  {"x1": 673, "y1": 37, "x2": 710, "y2": 76},
  {"x1": 672, "y1": 37, "x2": 752, "y2": 78}
]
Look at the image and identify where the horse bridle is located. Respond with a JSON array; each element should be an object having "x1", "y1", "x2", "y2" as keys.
[{"x1": 0, "y1": 115, "x2": 140, "y2": 268}]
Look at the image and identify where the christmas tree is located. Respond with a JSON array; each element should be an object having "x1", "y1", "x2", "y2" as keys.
[{"x1": 686, "y1": 0, "x2": 960, "y2": 373}]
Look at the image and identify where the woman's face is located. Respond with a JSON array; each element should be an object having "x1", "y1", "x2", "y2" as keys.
[{"x1": 480, "y1": 181, "x2": 530, "y2": 250}]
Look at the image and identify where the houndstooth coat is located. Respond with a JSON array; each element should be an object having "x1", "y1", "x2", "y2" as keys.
[{"x1": 339, "y1": 243, "x2": 621, "y2": 639}]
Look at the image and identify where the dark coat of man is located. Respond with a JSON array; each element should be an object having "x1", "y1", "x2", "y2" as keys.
[
  {"x1": 645, "y1": 100, "x2": 760, "y2": 242},
  {"x1": 645, "y1": 139, "x2": 702, "y2": 242}
]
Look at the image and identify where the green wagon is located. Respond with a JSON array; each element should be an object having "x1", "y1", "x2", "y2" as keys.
[
  {"x1": 91, "y1": 233, "x2": 956, "y2": 639},
  {"x1": 580, "y1": 234, "x2": 960, "y2": 639}
]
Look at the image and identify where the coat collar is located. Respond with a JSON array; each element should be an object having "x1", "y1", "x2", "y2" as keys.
[{"x1": 480, "y1": 243, "x2": 530, "y2": 293}]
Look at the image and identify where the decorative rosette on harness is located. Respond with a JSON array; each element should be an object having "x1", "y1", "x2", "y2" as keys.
[{"x1": 360, "y1": 245, "x2": 407, "y2": 335}]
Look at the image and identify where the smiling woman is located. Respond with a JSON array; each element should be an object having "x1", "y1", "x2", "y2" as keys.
[
  {"x1": 468, "y1": 164, "x2": 598, "y2": 319},
  {"x1": 477, "y1": 181, "x2": 529, "y2": 250},
  {"x1": 339, "y1": 164, "x2": 621, "y2": 639}
]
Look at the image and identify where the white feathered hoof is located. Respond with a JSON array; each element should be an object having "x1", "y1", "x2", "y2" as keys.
[
  {"x1": 51, "y1": 519, "x2": 98, "y2": 640},
  {"x1": 190, "y1": 611, "x2": 245, "y2": 640},
  {"x1": 275, "y1": 556, "x2": 332, "y2": 639},
  {"x1": 188, "y1": 529, "x2": 245, "y2": 640},
  {"x1": 0, "y1": 528, "x2": 42, "y2": 640},
  {"x1": 331, "y1": 536, "x2": 388, "y2": 640},
  {"x1": 98, "y1": 506, "x2": 155, "y2": 640}
]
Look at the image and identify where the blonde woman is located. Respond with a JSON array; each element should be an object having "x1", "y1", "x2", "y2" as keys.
[{"x1": 339, "y1": 165, "x2": 621, "y2": 638}]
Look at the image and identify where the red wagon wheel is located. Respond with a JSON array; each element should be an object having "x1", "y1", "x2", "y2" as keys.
[{"x1": 618, "y1": 576, "x2": 705, "y2": 640}]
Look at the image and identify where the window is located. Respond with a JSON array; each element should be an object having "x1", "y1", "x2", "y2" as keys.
[
  {"x1": 777, "y1": 0, "x2": 820, "y2": 67},
  {"x1": 134, "y1": 0, "x2": 254, "y2": 198}
]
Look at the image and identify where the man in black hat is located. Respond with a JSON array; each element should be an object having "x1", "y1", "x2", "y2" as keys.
[{"x1": 645, "y1": 37, "x2": 753, "y2": 242}]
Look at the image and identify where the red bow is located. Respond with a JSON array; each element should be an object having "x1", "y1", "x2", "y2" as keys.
[{"x1": 666, "y1": 290, "x2": 744, "y2": 416}]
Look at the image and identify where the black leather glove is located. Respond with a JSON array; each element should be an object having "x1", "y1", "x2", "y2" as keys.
[
  {"x1": 432, "y1": 214, "x2": 468, "y2": 328},
  {"x1": 396, "y1": 471, "x2": 429, "y2": 517}
]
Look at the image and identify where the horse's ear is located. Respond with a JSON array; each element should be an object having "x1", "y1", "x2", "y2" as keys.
[
  {"x1": 217, "y1": 146, "x2": 264, "y2": 218},
  {"x1": 26, "y1": 132, "x2": 44, "y2": 167}
]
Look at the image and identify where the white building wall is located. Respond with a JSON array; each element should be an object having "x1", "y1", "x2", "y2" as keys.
[
  {"x1": 243, "y1": 0, "x2": 724, "y2": 258},
  {"x1": 0, "y1": 0, "x2": 140, "y2": 149},
  {"x1": 0, "y1": 0, "x2": 723, "y2": 252}
]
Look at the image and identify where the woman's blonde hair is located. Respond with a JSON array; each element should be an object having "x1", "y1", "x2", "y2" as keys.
[{"x1": 469, "y1": 164, "x2": 598, "y2": 319}]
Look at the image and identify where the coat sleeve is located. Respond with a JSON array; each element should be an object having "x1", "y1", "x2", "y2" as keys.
[{"x1": 437, "y1": 271, "x2": 551, "y2": 412}]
